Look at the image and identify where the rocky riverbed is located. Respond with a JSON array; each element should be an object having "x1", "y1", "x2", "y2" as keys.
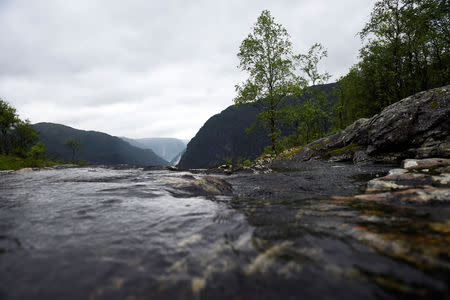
[{"x1": 0, "y1": 161, "x2": 449, "y2": 299}]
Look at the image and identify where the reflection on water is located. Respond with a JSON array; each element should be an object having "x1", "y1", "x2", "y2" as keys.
[{"x1": 0, "y1": 167, "x2": 448, "y2": 299}]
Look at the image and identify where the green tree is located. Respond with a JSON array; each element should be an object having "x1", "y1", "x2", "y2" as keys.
[
  {"x1": 29, "y1": 141, "x2": 48, "y2": 163},
  {"x1": 234, "y1": 10, "x2": 306, "y2": 154},
  {"x1": 335, "y1": 0, "x2": 449, "y2": 128},
  {"x1": 11, "y1": 120, "x2": 39, "y2": 157},
  {"x1": 0, "y1": 98, "x2": 20, "y2": 154},
  {"x1": 283, "y1": 43, "x2": 331, "y2": 146},
  {"x1": 64, "y1": 139, "x2": 81, "y2": 162},
  {"x1": 295, "y1": 43, "x2": 331, "y2": 86}
]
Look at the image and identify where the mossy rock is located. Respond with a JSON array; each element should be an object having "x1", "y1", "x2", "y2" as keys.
[
  {"x1": 309, "y1": 138, "x2": 332, "y2": 150},
  {"x1": 328, "y1": 143, "x2": 363, "y2": 157},
  {"x1": 278, "y1": 146, "x2": 303, "y2": 160}
]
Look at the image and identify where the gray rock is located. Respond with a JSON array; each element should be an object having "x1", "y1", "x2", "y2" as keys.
[
  {"x1": 401, "y1": 158, "x2": 450, "y2": 170},
  {"x1": 388, "y1": 168, "x2": 408, "y2": 176},
  {"x1": 288, "y1": 86, "x2": 450, "y2": 164},
  {"x1": 366, "y1": 173, "x2": 434, "y2": 193},
  {"x1": 355, "y1": 188, "x2": 450, "y2": 203}
]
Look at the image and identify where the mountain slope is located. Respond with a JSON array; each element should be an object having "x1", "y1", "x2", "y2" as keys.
[
  {"x1": 120, "y1": 137, "x2": 186, "y2": 162},
  {"x1": 33, "y1": 123, "x2": 168, "y2": 166},
  {"x1": 177, "y1": 83, "x2": 337, "y2": 169},
  {"x1": 177, "y1": 103, "x2": 269, "y2": 169}
]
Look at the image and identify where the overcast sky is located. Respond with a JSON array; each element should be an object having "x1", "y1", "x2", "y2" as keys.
[{"x1": 0, "y1": 0, "x2": 375, "y2": 139}]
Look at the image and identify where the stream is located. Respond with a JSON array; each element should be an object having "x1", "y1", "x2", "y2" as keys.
[{"x1": 0, "y1": 165, "x2": 448, "y2": 299}]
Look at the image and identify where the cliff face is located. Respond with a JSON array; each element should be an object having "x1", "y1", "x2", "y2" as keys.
[
  {"x1": 288, "y1": 85, "x2": 450, "y2": 164},
  {"x1": 177, "y1": 103, "x2": 269, "y2": 169}
]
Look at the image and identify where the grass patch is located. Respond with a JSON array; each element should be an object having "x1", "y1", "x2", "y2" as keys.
[
  {"x1": 0, "y1": 155, "x2": 59, "y2": 170},
  {"x1": 278, "y1": 146, "x2": 302, "y2": 159},
  {"x1": 328, "y1": 143, "x2": 363, "y2": 156}
]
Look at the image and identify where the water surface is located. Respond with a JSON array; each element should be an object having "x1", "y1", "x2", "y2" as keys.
[{"x1": 0, "y1": 166, "x2": 448, "y2": 299}]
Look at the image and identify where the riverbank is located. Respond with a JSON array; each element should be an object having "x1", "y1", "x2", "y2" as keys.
[{"x1": 0, "y1": 154, "x2": 58, "y2": 170}]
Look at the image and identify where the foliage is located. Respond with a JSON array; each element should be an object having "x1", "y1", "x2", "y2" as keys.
[
  {"x1": 221, "y1": 156, "x2": 252, "y2": 167},
  {"x1": 64, "y1": 138, "x2": 81, "y2": 162},
  {"x1": 234, "y1": 11, "x2": 333, "y2": 155},
  {"x1": 295, "y1": 43, "x2": 331, "y2": 86},
  {"x1": 222, "y1": 157, "x2": 233, "y2": 165},
  {"x1": 236, "y1": 157, "x2": 252, "y2": 166},
  {"x1": 277, "y1": 146, "x2": 303, "y2": 160},
  {"x1": 280, "y1": 44, "x2": 332, "y2": 148},
  {"x1": 0, "y1": 154, "x2": 57, "y2": 170},
  {"x1": 0, "y1": 98, "x2": 20, "y2": 155},
  {"x1": 76, "y1": 159, "x2": 90, "y2": 166},
  {"x1": 234, "y1": 10, "x2": 307, "y2": 154},
  {"x1": 336, "y1": 0, "x2": 450, "y2": 128},
  {"x1": 328, "y1": 143, "x2": 363, "y2": 156},
  {"x1": 0, "y1": 98, "x2": 43, "y2": 158},
  {"x1": 11, "y1": 120, "x2": 39, "y2": 157},
  {"x1": 29, "y1": 141, "x2": 48, "y2": 161}
]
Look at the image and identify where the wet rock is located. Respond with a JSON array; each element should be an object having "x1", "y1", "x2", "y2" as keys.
[
  {"x1": 51, "y1": 164, "x2": 79, "y2": 169},
  {"x1": 366, "y1": 173, "x2": 433, "y2": 193},
  {"x1": 15, "y1": 168, "x2": 34, "y2": 173},
  {"x1": 353, "y1": 150, "x2": 371, "y2": 165},
  {"x1": 249, "y1": 154, "x2": 273, "y2": 174},
  {"x1": 0, "y1": 170, "x2": 15, "y2": 175},
  {"x1": 196, "y1": 176, "x2": 233, "y2": 195},
  {"x1": 367, "y1": 158, "x2": 450, "y2": 193},
  {"x1": 331, "y1": 157, "x2": 450, "y2": 202},
  {"x1": 288, "y1": 86, "x2": 450, "y2": 164},
  {"x1": 388, "y1": 168, "x2": 408, "y2": 176},
  {"x1": 165, "y1": 175, "x2": 233, "y2": 198},
  {"x1": 218, "y1": 164, "x2": 234, "y2": 175},
  {"x1": 143, "y1": 165, "x2": 182, "y2": 171},
  {"x1": 401, "y1": 158, "x2": 450, "y2": 170},
  {"x1": 208, "y1": 155, "x2": 274, "y2": 175},
  {"x1": 433, "y1": 173, "x2": 450, "y2": 185},
  {"x1": 205, "y1": 164, "x2": 252, "y2": 175},
  {"x1": 355, "y1": 188, "x2": 450, "y2": 203},
  {"x1": 344, "y1": 222, "x2": 450, "y2": 273}
]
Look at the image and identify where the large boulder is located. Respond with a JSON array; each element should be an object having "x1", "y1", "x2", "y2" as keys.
[{"x1": 289, "y1": 85, "x2": 450, "y2": 164}]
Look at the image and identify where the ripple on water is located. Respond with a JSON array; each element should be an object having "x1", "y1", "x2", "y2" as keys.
[{"x1": 0, "y1": 167, "x2": 448, "y2": 299}]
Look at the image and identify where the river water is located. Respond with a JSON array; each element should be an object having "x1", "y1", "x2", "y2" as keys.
[{"x1": 0, "y1": 166, "x2": 448, "y2": 299}]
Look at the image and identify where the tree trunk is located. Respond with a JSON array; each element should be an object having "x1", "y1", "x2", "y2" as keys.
[{"x1": 270, "y1": 117, "x2": 276, "y2": 154}]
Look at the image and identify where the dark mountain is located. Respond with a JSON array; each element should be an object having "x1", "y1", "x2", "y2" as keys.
[
  {"x1": 33, "y1": 123, "x2": 168, "y2": 166},
  {"x1": 120, "y1": 137, "x2": 186, "y2": 162},
  {"x1": 177, "y1": 83, "x2": 337, "y2": 169}
]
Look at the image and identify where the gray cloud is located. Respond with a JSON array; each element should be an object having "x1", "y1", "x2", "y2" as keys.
[{"x1": 0, "y1": 0, "x2": 375, "y2": 139}]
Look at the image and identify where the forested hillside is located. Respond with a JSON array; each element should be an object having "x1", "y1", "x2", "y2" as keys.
[{"x1": 34, "y1": 123, "x2": 168, "y2": 166}]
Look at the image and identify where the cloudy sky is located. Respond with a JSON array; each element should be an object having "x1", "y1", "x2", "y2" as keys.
[{"x1": 0, "y1": 0, "x2": 375, "y2": 140}]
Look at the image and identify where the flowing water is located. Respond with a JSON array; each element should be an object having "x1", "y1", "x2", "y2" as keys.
[{"x1": 0, "y1": 166, "x2": 448, "y2": 299}]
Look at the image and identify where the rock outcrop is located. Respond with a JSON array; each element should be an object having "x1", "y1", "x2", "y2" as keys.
[
  {"x1": 331, "y1": 158, "x2": 450, "y2": 203},
  {"x1": 289, "y1": 86, "x2": 450, "y2": 164}
]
